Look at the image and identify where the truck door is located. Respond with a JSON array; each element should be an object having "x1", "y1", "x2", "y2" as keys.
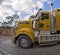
[{"x1": 39, "y1": 12, "x2": 50, "y2": 30}]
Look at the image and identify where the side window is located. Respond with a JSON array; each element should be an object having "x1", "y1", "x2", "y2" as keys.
[{"x1": 41, "y1": 14, "x2": 49, "y2": 20}]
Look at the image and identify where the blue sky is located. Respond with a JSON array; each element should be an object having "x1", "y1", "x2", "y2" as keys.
[
  {"x1": 44, "y1": 0, "x2": 60, "y2": 10},
  {"x1": 0, "y1": 0, "x2": 60, "y2": 21}
]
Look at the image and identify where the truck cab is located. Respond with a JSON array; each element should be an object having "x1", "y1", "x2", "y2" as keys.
[{"x1": 13, "y1": 6, "x2": 60, "y2": 48}]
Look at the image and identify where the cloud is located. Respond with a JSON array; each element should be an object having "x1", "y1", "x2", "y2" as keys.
[
  {"x1": 36, "y1": 1, "x2": 44, "y2": 8},
  {"x1": 19, "y1": 0, "x2": 36, "y2": 12},
  {"x1": 41, "y1": 0, "x2": 47, "y2": 2},
  {"x1": 0, "y1": 0, "x2": 51, "y2": 21}
]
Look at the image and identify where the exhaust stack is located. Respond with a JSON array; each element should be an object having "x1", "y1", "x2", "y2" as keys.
[
  {"x1": 36, "y1": 9, "x2": 42, "y2": 19},
  {"x1": 50, "y1": 3, "x2": 56, "y2": 33}
]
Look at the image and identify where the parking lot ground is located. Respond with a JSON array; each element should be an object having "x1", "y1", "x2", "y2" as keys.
[
  {"x1": 0, "y1": 48, "x2": 11, "y2": 55},
  {"x1": 0, "y1": 35, "x2": 60, "y2": 55}
]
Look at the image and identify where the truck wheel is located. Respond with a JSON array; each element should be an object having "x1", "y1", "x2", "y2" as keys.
[{"x1": 18, "y1": 35, "x2": 32, "y2": 48}]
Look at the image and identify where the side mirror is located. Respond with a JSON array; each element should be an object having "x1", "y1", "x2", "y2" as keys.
[{"x1": 33, "y1": 20, "x2": 36, "y2": 29}]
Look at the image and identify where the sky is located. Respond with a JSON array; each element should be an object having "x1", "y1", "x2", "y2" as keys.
[{"x1": 0, "y1": 0, "x2": 60, "y2": 22}]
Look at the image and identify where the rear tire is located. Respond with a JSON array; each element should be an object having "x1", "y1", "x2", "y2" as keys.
[{"x1": 18, "y1": 35, "x2": 32, "y2": 48}]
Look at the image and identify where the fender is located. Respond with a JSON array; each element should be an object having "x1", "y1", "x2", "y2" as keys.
[{"x1": 15, "y1": 28, "x2": 35, "y2": 43}]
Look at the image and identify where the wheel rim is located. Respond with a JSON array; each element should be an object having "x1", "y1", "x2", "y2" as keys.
[{"x1": 20, "y1": 38, "x2": 29, "y2": 47}]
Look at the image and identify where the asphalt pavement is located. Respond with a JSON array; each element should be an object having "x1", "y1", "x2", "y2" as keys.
[{"x1": 0, "y1": 35, "x2": 60, "y2": 55}]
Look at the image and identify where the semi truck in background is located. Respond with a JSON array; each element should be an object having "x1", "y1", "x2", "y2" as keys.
[{"x1": 13, "y1": 3, "x2": 60, "y2": 48}]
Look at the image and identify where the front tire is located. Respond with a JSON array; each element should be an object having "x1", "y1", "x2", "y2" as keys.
[{"x1": 18, "y1": 35, "x2": 32, "y2": 48}]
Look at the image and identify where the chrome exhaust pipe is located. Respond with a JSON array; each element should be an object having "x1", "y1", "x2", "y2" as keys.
[
  {"x1": 50, "y1": 3, "x2": 56, "y2": 33},
  {"x1": 36, "y1": 9, "x2": 42, "y2": 19}
]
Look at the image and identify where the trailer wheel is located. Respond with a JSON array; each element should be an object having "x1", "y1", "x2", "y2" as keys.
[{"x1": 18, "y1": 35, "x2": 32, "y2": 48}]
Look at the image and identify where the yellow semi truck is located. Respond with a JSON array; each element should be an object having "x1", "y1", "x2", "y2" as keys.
[{"x1": 13, "y1": 3, "x2": 60, "y2": 48}]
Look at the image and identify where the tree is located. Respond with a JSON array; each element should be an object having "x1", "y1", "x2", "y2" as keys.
[
  {"x1": 5, "y1": 15, "x2": 19, "y2": 27},
  {"x1": 13, "y1": 15, "x2": 19, "y2": 27},
  {"x1": 13, "y1": 15, "x2": 19, "y2": 19},
  {"x1": 6, "y1": 16, "x2": 13, "y2": 24}
]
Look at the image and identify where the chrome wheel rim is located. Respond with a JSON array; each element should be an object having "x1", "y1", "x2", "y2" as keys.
[{"x1": 20, "y1": 38, "x2": 29, "y2": 47}]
